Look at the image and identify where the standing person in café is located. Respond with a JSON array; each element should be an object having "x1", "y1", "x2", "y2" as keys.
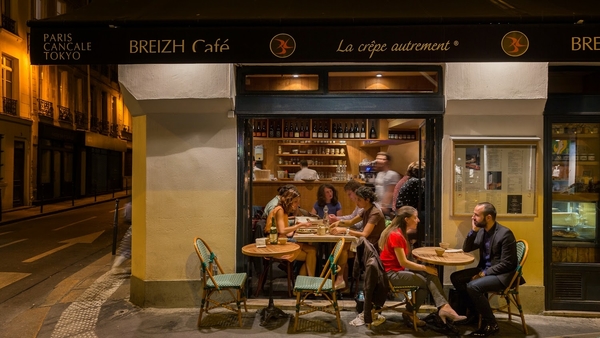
[
  {"x1": 311, "y1": 183, "x2": 343, "y2": 218},
  {"x1": 329, "y1": 186, "x2": 386, "y2": 290},
  {"x1": 379, "y1": 206, "x2": 466, "y2": 326},
  {"x1": 294, "y1": 160, "x2": 319, "y2": 181},
  {"x1": 450, "y1": 202, "x2": 519, "y2": 337},
  {"x1": 265, "y1": 188, "x2": 317, "y2": 276},
  {"x1": 374, "y1": 152, "x2": 400, "y2": 218},
  {"x1": 393, "y1": 160, "x2": 426, "y2": 247}
]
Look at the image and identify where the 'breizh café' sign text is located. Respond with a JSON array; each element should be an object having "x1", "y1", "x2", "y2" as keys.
[{"x1": 31, "y1": 24, "x2": 600, "y2": 65}]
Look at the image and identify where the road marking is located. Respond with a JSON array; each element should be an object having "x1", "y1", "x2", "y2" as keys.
[
  {"x1": 0, "y1": 238, "x2": 28, "y2": 249},
  {"x1": 0, "y1": 231, "x2": 14, "y2": 236},
  {"x1": 22, "y1": 231, "x2": 104, "y2": 263},
  {"x1": 50, "y1": 267, "x2": 125, "y2": 338},
  {"x1": 0, "y1": 272, "x2": 31, "y2": 289},
  {"x1": 53, "y1": 216, "x2": 97, "y2": 231},
  {"x1": 109, "y1": 206, "x2": 126, "y2": 213}
]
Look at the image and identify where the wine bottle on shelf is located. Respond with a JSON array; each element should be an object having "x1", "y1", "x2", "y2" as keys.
[
  {"x1": 317, "y1": 122, "x2": 323, "y2": 138},
  {"x1": 343, "y1": 123, "x2": 349, "y2": 139},
  {"x1": 294, "y1": 123, "x2": 300, "y2": 138},
  {"x1": 252, "y1": 121, "x2": 257, "y2": 137},
  {"x1": 275, "y1": 122, "x2": 281, "y2": 138},
  {"x1": 312, "y1": 122, "x2": 318, "y2": 138},
  {"x1": 360, "y1": 121, "x2": 366, "y2": 138},
  {"x1": 349, "y1": 122, "x2": 355, "y2": 139},
  {"x1": 269, "y1": 121, "x2": 274, "y2": 138},
  {"x1": 261, "y1": 121, "x2": 267, "y2": 137},
  {"x1": 304, "y1": 122, "x2": 310, "y2": 138},
  {"x1": 354, "y1": 123, "x2": 359, "y2": 138},
  {"x1": 283, "y1": 122, "x2": 288, "y2": 138},
  {"x1": 331, "y1": 123, "x2": 337, "y2": 139},
  {"x1": 324, "y1": 122, "x2": 330, "y2": 138},
  {"x1": 369, "y1": 120, "x2": 377, "y2": 139}
]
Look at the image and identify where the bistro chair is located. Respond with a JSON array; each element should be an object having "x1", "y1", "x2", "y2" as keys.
[
  {"x1": 374, "y1": 282, "x2": 420, "y2": 331},
  {"x1": 193, "y1": 237, "x2": 248, "y2": 327},
  {"x1": 480, "y1": 239, "x2": 529, "y2": 334},
  {"x1": 293, "y1": 237, "x2": 345, "y2": 332}
]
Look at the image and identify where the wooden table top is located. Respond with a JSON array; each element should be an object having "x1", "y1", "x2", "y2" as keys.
[
  {"x1": 293, "y1": 233, "x2": 356, "y2": 243},
  {"x1": 241, "y1": 242, "x2": 300, "y2": 258},
  {"x1": 412, "y1": 247, "x2": 475, "y2": 266}
]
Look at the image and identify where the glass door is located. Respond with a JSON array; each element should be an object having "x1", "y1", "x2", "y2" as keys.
[{"x1": 547, "y1": 121, "x2": 600, "y2": 311}]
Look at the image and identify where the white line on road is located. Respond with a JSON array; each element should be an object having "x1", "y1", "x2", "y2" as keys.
[
  {"x1": 53, "y1": 217, "x2": 97, "y2": 231},
  {"x1": 0, "y1": 238, "x2": 28, "y2": 249},
  {"x1": 0, "y1": 231, "x2": 14, "y2": 236}
]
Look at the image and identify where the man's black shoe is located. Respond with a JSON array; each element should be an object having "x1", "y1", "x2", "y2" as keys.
[
  {"x1": 455, "y1": 315, "x2": 478, "y2": 326},
  {"x1": 469, "y1": 322, "x2": 499, "y2": 337}
]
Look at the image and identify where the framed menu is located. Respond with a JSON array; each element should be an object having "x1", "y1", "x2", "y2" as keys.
[{"x1": 451, "y1": 136, "x2": 539, "y2": 217}]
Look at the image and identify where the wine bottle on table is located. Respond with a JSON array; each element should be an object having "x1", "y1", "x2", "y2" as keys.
[{"x1": 269, "y1": 217, "x2": 278, "y2": 244}]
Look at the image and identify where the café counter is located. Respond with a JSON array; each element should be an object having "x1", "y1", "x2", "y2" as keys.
[{"x1": 253, "y1": 180, "x2": 356, "y2": 215}]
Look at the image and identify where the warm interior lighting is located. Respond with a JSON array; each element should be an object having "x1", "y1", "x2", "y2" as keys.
[
  {"x1": 293, "y1": 74, "x2": 299, "y2": 78},
  {"x1": 376, "y1": 73, "x2": 382, "y2": 77}
]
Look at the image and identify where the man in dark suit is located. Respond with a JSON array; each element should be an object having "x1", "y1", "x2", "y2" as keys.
[{"x1": 450, "y1": 202, "x2": 519, "y2": 337}]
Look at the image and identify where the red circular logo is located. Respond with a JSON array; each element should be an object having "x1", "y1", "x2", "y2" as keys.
[{"x1": 270, "y1": 33, "x2": 296, "y2": 58}]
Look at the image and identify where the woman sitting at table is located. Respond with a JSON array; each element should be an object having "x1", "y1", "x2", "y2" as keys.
[
  {"x1": 265, "y1": 188, "x2": 317, "y2": 277},
  {"x1": 379, "y1": 206, "x2": 466, "y2": 325},
  {"x1": 311, "y1": 184, "x2": 343, "y2": 218},
  {"x1": 329, "y1": 186, "x2": 386, "y2": 290}
]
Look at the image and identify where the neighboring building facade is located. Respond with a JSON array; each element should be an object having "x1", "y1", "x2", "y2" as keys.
[
  {"x1": 27, "y1": 0, "x2": 600, "y2": 314},
  {"x1": 0, "y1": 0, "x2": 131, "y2": 212}
]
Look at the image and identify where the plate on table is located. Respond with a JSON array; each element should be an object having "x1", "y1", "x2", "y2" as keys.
[{"x1": 296, "y1": 228, "x2": 316, "y2": 234}]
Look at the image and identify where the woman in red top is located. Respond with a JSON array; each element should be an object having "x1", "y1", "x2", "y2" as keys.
[{"x1": 379, "y1": 206, "x2": 465, "y2": 325}]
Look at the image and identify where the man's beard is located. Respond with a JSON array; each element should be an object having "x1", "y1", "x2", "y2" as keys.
[{"x1": 475, "y1": 219, "x2": 487, "y2": 228}]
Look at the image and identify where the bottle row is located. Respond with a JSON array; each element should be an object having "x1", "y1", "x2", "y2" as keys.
[{"x1": 252, "y1": 119, "x2": 377, "y2": 139}]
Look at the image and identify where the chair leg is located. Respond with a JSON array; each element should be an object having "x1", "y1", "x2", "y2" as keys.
[
  {"x1": 294, "y1": 291, "x2": 301, "y2": 331},
  {"x1": 332, "y1": 289, "x2": 342, "y2": 332},
  {"x1": 513, "y1": 294, "x2": 528, "y2": 334},
  {"x1": 286, "y1": 261, "x2": 294, "y2": 298},
  {"x1": 198, "y1": 291, "x2": 209, "y2": 327}
]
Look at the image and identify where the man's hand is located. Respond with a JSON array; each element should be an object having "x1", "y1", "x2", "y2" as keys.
[
  {"x1": 329, "y1": 227, "x2": 344, "y2": 235},
  {"x1": 470, "y1": 270, "x2": 485, "y2": 281},
  {"x1": 471, "y1": 218, "x2": 481, "y2": 232},
  {"x1": 328, "y1": 214, "x2": 339, "y2": 224}
]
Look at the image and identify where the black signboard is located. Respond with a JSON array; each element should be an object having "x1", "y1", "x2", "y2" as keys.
[{"x1": 30, "y1": 24, "x2": 600, "y2": 65}]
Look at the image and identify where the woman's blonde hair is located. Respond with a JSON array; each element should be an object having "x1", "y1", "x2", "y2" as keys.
[{"x1": 378, "y1": 206, "x2": 417, "y2": 251}]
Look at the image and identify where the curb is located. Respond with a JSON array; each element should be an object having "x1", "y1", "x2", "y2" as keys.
[{"x1": 0, "y1": 195, "x2": 131, "y2": 226}]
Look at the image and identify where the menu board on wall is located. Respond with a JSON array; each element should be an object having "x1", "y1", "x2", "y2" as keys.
[{"x1": 451, "y1": 137, "x2": 539, "y2": 217}]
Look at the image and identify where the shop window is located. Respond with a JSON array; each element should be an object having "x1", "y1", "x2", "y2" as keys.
[
  {"x1": 244, "y1": 74, "x2": 319, "y2": 92},
  {"x1": 56, "y1": 0, "x2": 66, "y2": 16},
  {"x1": 328, "y1": 71, "x2": 439, "y2": 93}
]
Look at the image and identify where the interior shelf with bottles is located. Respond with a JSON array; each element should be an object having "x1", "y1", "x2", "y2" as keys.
[
  {"x1": 275, "y1": 141, "x2": 349, "y2": 180},
  {"x1": 252, "y1": 118, "x2": 387, "y2": 140}
]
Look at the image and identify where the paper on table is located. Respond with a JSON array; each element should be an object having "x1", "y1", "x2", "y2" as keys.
[{"x1": 445, "y1": 249, "x2": 463, "y2": 253}]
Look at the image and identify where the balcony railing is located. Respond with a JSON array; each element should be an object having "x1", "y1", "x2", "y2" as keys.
[
  {"x1": 101, "y1": 120, "x2": 110, "y2": 135},
  {"x1": 75, "y1": 111, "x2": 88, "y2": 130},
  {"x1": 121, "y1": 125, "x2": 133, "y2": 141},
  {"x1": 110, "y1": 123, "x2": 119, "y2": 137},
  {"x1": 2, "y1": 97, "x2": 17, "y2": 116},
  {"x1": 37, "y1": 98, "x2": 54, "y2": 119},
  {"x1": 1, "y1": 15, "x2": 17, "y2": 35},
  {"x1": 90, "y1": 116, "x2": 100, "y2": 132},
  {"x1": 58, "y1": 105, "x2": 73, "y2": 123}
]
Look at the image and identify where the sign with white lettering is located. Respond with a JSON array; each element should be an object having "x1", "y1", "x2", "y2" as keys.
[{"x1": 30, "y1": 24, "x2": 600, "y2": 65}]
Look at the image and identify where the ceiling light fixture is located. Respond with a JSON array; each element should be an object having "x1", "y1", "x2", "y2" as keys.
[
  {"x1": 293, "y1": 74, "x2": 299, "y2": 78},
  {"x1": 376, "y1": 73, "x2": 382, "y2": 78}
]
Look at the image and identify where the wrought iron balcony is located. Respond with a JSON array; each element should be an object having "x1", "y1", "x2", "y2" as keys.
[
  {"x1": 101, "y1": 120, "x2": 110, "y2": 135},
  {"x1": 91, "y1": 116, "x2": 100, "y2": 132},
  {"x1": 58, "y1": 105, "x2": 73, "y2": 123},
  {"x1": 121, "y1": 125, "x2": 133, "y2": 141},
  {"x1": 1, "y1": 15, "x2": 17, "y2": 35},
  {"x1": 2, "y1": 97, "x2": 17, "y2": 116},
  {"x1": 75, "y1": 111, "x2": 88, "y2": 130},
  {"x1": 37, "y1": 98, "x2": 54, "y2": 119},
  {"x1": 110, "y1": 123, "x2": 119, "y2": 137}
]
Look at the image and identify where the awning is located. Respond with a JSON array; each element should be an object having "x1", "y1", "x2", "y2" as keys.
[{"x1": 28, "y1": 0, "x2": 600, "y2": 65}]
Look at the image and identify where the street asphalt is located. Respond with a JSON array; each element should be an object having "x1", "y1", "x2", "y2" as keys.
[{"x1": 2, "y1": 192, "x2": 600, "y2": 337}]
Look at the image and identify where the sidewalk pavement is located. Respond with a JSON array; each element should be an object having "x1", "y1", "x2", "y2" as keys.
[
  {"x1": 0, "y1": 190, "x2": 131, "y2": 226},
  {"x1": 3, "y1": 193, "x2": 600, "y2": 337}
]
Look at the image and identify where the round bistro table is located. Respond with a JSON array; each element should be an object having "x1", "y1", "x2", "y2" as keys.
[
  {"x1": 241, "y1": 242, "x2": 300, "y2": 325},
  {"x1": 412, "y1": 247, "x2": 475, "y2": 266}
]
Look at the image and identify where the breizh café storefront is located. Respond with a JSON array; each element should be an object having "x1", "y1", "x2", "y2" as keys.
[{"x1": 28, "y1": 0, "x2": 600, "y2": 313}]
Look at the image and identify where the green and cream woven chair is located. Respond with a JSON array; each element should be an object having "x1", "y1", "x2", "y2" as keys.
[
  {"x1": 374, "y1": 281, "x2": 420, "y2": 330},
  {"x1": 293, "y1": 237, "x2": 345, "y2": 332},
  {"x1": 479, "y1": 239, "x2": 529, "y2": 334},
  {"x1": 193, "y1": 237, "x2": 248, "y2": 327}
]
